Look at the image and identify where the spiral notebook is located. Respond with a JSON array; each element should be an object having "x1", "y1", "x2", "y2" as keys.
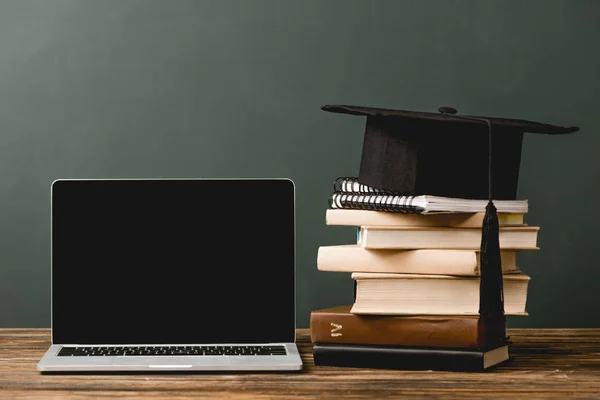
[{"x1": 329, "y1": 177, "x2": 528, "y2": 214}]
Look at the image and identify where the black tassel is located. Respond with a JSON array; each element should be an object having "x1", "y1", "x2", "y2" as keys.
[
  {"x1": 479, "y1": 200, "x2": 507, "y2": 347},
  {"x1": 437, "y1": 107, "x2": 507, "y2": 348}
]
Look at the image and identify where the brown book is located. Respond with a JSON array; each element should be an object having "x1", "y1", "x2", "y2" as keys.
[{"x1": 310, "y1": 305, "x2": 494, "y2": 349}]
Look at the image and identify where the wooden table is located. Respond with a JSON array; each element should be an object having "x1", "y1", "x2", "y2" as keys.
[{"x1": 1, "y1": 328, "x2": 599, "y2": 399}]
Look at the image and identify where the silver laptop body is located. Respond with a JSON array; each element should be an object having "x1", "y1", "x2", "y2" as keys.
[{"x1": 38, "y1": 178, "x2": 302, "y2": 372}]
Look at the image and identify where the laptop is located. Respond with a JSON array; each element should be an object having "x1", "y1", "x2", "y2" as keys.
[{"x1": 37, "y1": 178, "x2": 303, "y2": 372}]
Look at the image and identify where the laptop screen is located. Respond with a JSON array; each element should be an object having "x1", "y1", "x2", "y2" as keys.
[{"x1": 51, "y1": 179, "x2": 295, "y2": 345}]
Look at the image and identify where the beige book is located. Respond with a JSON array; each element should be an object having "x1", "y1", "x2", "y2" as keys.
[
  {"x1": 358, "y1": 226, "x2": 539, "y2": 250},
  {"x1": 317, "y1": 245, "x2": 519, "y2": 276},
  {"x1": 350, "y1": 272, "x2": 530, "y2": 316},
  {"x1": 326, "y1": 209, "x2": 525, "y2": 228}
]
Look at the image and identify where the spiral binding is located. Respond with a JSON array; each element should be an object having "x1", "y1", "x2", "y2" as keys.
[
  {"x1": 328, "y1": 192, "x2": 425, "y2": 214},
  {"x1": 333, "y1": 177, "x2": 397, "y2": 194}
]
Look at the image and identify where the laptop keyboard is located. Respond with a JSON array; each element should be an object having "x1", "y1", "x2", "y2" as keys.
[{"x1": 57, "y1": 345, "x2": 287, "y2": 357}]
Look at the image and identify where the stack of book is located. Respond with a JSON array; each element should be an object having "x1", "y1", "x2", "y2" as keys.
[{"x1": 310, "y1": 177, "x2": 538, "y2": 372}]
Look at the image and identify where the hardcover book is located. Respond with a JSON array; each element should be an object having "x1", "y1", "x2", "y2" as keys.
[
  {"x1": 317, "y1": 245, "x2": 519, "y2": 276},
  {"x1": 357, "y1": 225, "x2": 539, "y2": 250},
  {"x1": 350, "y1": 272, "x2": 530, "y2": 316},
  {"x1": 325, "y1": 208, "x2": 526, "y2": 228},
  {"x1": 312, "y1": 343, "x2": 509, "y2": 372},
  {"x1": 310, "y1": 305, "x2": 502, "y2": 349}
]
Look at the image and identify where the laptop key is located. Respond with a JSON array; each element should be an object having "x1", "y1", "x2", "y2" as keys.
[{"x1": 58, "y1": 345, "x2": 287, "y2": 356}]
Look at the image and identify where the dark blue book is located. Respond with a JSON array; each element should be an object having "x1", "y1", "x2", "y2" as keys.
[{"x1": 313, "y1": 343, "x2": 509, "y2": 372}]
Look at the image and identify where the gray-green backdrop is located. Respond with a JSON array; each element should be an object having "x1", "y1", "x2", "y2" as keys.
[{"x1": 1, "y1": 0, "x2": 598, "y2": 328}]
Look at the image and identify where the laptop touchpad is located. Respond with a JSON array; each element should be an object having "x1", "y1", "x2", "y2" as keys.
[{"x1": 112, "y1": 357, "x2": 230, "y2": 366}]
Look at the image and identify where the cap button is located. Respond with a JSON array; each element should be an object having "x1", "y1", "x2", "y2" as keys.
[{"x1": 438, "y1": 107, "x2": 457, "y2": 115}]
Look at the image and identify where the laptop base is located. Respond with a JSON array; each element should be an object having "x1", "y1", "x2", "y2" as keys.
[{"x1": 38, "y1": 343, "x2": 303, "y2": 372}]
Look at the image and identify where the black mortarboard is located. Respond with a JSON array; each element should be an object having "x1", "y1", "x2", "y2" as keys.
[
  {"x1": 323, "y1": 104, "x2": 578, "y2": 349},
  {"x1": 322, "y1": 104, "x2": 578, "y2": 200}
]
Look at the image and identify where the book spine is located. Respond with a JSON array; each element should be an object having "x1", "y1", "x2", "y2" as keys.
[
  {"x1": 310, "y1": 312, "x2": 484, "y2": 348},
  {"x1": 312, "y1": 343, "x2": 488, "y2": 372}
]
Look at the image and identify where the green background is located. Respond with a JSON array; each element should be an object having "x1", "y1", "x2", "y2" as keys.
[{"x1": 1, "y1": 0, "x2": 598, "y2": 329}]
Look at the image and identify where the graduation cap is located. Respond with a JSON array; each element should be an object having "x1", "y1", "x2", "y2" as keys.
[
  {"x1": 323, "y1": 104, "x2": 578, "y2": 199},
  {"x1": 323, "y1": 104, "x2": 579, "y2": 348}
]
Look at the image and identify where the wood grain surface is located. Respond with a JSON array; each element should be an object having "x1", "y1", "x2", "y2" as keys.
[{"x1": 1, "y1": 328, "x2": 599, "y2": 399}]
